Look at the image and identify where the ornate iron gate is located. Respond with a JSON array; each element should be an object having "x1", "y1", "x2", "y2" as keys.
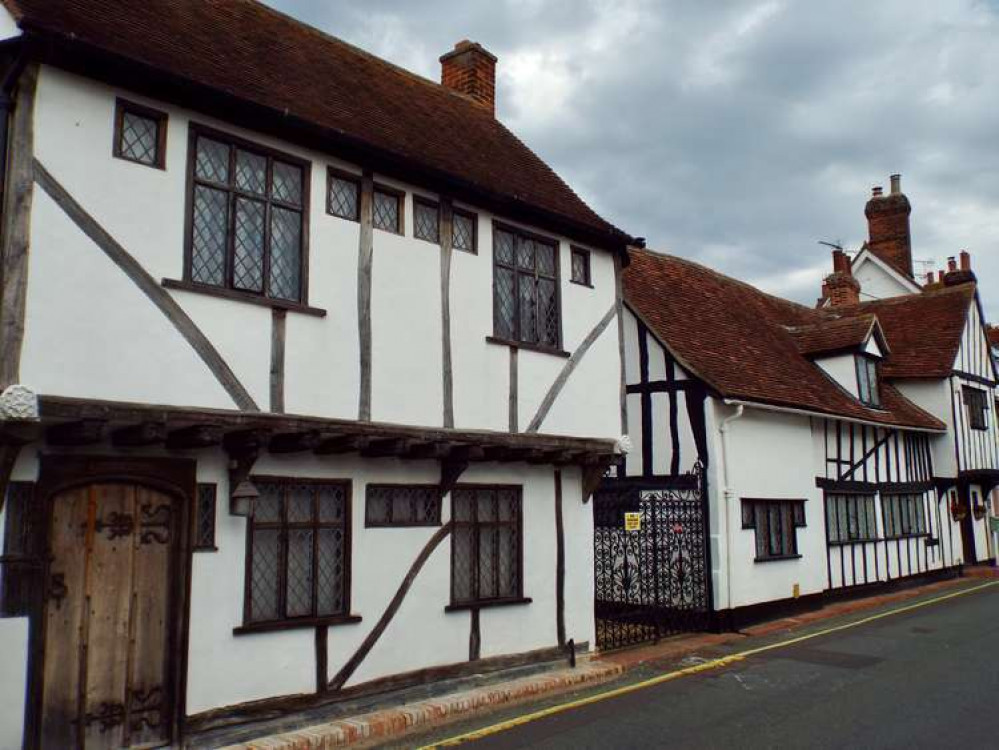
[{"x1": 593, "y1": 464, "x2": 712, "y2": 650}]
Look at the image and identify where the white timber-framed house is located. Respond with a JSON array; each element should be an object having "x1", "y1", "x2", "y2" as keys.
[
  {"x1": 0, "y1": 2, "x2": 639, "y2": 748},
  {"x1": 592, "y1": 177, "x2": 998, "y2": 647}
]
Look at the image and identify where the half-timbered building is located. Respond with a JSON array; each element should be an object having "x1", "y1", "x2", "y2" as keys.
[
  {"x1": 592, "y1": 176, "x2": 998, "y2": 649},
  {"x1": 0, "y1": 2, "x2": 637, "y2": 748}
]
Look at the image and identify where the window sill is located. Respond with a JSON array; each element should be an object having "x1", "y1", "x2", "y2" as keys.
[
  {"x1": 445, "y1": 597, "x2": 532, "y2": 612},
  {"x1": 233, "y1": 614, "x2": 362, "y2": 635},
  {"x1": 753, "y1": 554, "x2": 802, "y2": 563},
  {"x1": 486, "y1": 336, "x2": 570, "y2": 359},
  {"x1": 163, "y1": 279, "x2": 327, "y2": 317},
  {"x1": 829, "y1": 538, "x2": 879, "y2": 546},
  {"x1": 884, "y1": 533, "x2": 930, "y2": 541},
  {"x1": 569, "y1": 280, "x2": 594, "y2": 289}
]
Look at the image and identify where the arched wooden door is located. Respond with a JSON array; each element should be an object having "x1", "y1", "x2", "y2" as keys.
[{"x1": 40, "y1": 482, "x2": 177, "y2": 749}]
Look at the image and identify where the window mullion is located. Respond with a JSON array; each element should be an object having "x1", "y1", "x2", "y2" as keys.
[
  {"x1": 262, "y1": 156, "x2": 274, "y2": 298},
  {"x1": 471, "y1": 495, "x2": 480, "y2": 602},
  {"x1": 492, "y1": 493, "x2": 500, "y2": 598},
  {"x1": 278, "y1": 485, "x2": 288, "y2": 620},
  {"x1": 224, "y1": 145, "x2": 237, "y2": 291}
]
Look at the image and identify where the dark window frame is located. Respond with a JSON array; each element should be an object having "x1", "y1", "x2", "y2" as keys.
[
  {"x1": 326, "y1": 165, "x2": 361, "y2": 222},
  {"x1": 855, "y1": 355, "x2": 881, "y2": 407},
  {"x1": 881, "y1": 492, "x2": 928, "y2": 539},
  {"x1": 193, "y1": 483, "x2": 218, "y2": 552},
  {"x1": 448, "y1": 485, "x2": 529, "y2": 610},
  {"x1": 570, "y1": 246, "x2": 592, "y2": 287},
  {"x1": 1, "y1": 482, "x2": 41, "y2": 617},
  {"x1": 963, "y1": 385, "x2": 989, "y2": 430},
  {"x1": 491, "y1": 221, "x2": 564, "y2": 353},
  {"x1": 182, "y1": 122, "x2": 312, "y2": 306},
  {"x1": 825, "y1": 492, "x2": 878, "y2": 544},
  {"x1": 452, "y1": 206, "x2": 478, "y2": 254},
  {"x1": 238, "y1": 476, "x2": 357, "y2": 633},
  {"x1": 372, "y1": 182, "x2": 405, "y2": 235},
  {"x1": 741, "y1": 498, "x2": 806, "y2": 562},
  {"x1": 365, "y1": 484, "x2": 443, "y2": 528},
  {"x1": 112, "y1": 97, "x2": 168, "y2": 170},
  {"x1": 413, "y1": 195, "x2": 441, "y2": 244}
]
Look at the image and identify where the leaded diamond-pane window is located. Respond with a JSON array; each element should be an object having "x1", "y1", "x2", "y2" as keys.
[
  {"x1": 245, "y1": 479, "x2": 350, "y2": 625},
  {"x1": 453, "y1": 209, "x2": 477, "y2": 253},
  {"x1": 327, "y1": 169, "x2": 360, "y2": 221},
  {"x1": 570, "y1": 247, "x2": 591, "y2": 286},
  {"x1": 114, "y1": 99, "x2": 166, "y2": 169},
  {"x1": 414, "y1": 198, "x2": 440, "y2": 243},
  {"x1": 451, "y1": 487, "x2": 522, "y2": 606},
  {"x1": 493, "y1": 227, "x2": 561, "y2": 348},
  {"x1": 193, "y1": 484, "x2": 217, "y2": 551},
  {"x1": 186, "y1": 128, "x2": 309, "y2": 303},
  {"x1": 373, "y1": 187, "x2": 402, "y2": 233},
  {"x1": 365, "y1": 485, "x2": 442, "y2": 527}
]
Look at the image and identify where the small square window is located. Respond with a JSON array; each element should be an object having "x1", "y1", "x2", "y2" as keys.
[
  {"x1": 414, "y1": 197, "x2": 440, "y2": 243},
  {"x1": 741, "y1": 498, "x2": 806, "y2": 561},
  {"x1": 113, "y1": 98, "x2": 167, "y2": 169},
  {"x1": 570, "y1": 247, "x2": 591, "y2": 286},
  {"x1": 373, "y1": 186, "x2": 403, "y2": 234},
  {"x1": 327, "y1": 168, "x2": 360, "y2": 221},
  {"x1": 452, "y1": 208, "x2": 477, "y2": 253}
]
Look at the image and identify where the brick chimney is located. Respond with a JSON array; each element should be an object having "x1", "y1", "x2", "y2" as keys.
[
  {"x1": 942, "y1": 250, "x2": 976, "y2": 286},
  {"x1": 865, "y1": 174, "x2": 913, "y2": 278},
  {"x1": 440, "y1": 40, "x2": 497, "y2": 115},
  {"x1": 822, "y1": 249, "x2": 861, "y2": 307}
]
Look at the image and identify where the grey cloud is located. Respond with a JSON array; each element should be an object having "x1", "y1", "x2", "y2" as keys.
[{"x1": 266, "y1": 0, "x2": 999, "y2": 316}]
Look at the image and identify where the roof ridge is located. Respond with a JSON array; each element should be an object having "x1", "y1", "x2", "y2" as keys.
[
  {"x1": 230, "y1": 0, "x2": 493, "y2": 112},
  {"x1": 634, "y1": 247, "x2": 830, "y2": 318}
]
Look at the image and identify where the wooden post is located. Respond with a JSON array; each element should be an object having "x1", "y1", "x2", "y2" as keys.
[
  {"x1": 270, "y1": 309, "x2": 286, "y2": 413},
  {"x1": 440, "y1": 198, "x2": 455, "y2": 428},
  {"x1": 0, "y1": 64, "x2": 37, "y2": 388},
  {"x1": 554, "y1": 469, "x2": 566, "y2": 647},
  {"x1": 357, "y1": 170, "x2": 374, "y2": 421}
]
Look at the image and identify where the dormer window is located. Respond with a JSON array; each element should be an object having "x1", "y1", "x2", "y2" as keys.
[{"x1": 855, "y1": 355, "x2": 880, "y2": 407}]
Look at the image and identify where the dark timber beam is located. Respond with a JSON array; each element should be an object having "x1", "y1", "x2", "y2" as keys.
[
  {"x1": 361, "y1": 438, "x2": 415, "y2": 458},
  {"x1": 269, "y1": 430, "x2": 320, "y2": 454},
  {"x1": 46, "y1": 419, "x2": 105, "y2": 446},
  {"x1": 166, "y1": 424, "x2": 223, "y2": 450},
  {"x1": 406, "y1": 441, "x2": 457, "y2": 460},
  {"x1": 110, "y1": 422, "x2": 166, "y2": 448},
  {"x1": 441, "y1": 459, "x2": 469, "y2": 496},
  {"x1": 315, "y1": 434, "x2": 369, "y2": 456}
]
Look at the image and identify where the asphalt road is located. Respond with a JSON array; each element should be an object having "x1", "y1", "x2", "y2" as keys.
[{"x1": 414, "y1": 584, "x2": 999, "y2": 750}]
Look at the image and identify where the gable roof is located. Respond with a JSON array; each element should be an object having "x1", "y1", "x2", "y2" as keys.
[
  {"x1": 1, "y1": 0, "x2": 634, "y2": 252},
  {"x1": 851, "y1": 246, "x2": 922, "y2": 295},
  {"x1": 834, "y1": 283, "x2": 975, "y2": 379},
  {"x1": 788, "y1": 315, "x2": 887, "y2": 358},
  {"x1": 623, "y1": 249, "x2": 944, "y2": 431}
]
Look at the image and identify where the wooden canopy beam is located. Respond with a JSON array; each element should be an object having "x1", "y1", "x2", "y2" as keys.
[
  {"x1": 166, "y1": 424, "x2": 222, "y2": 450},
  {"x1": 110, "y1": 421, "x2": 166, "y2": 447},
  {"x1": 46, "y1": 419, "x2": 105, "y2": 446},
  {"x1": 269, "y1": 430, "x2": 321, "y2": 454}
]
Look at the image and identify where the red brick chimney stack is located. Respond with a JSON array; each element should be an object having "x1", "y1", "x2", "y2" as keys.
[
  {"x1": 960, "y1": 250, "x2": 971, "y2": 271},
  {"x1": 865, "y1": 174, "x2": 913, "y2": 279},
  {"x1": 822, "y1": 249, "x2": 861, "y2": 307},
  {"x1": 440, "y1": 40, "x2": 498, "y2": 115}
]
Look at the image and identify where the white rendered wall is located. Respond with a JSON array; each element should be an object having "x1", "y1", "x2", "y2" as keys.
[
  {"x1": 895, "y1": 379, "x2": 956, "y2": 476},
  {"x1": 23, "y1": 66, "x2": 621, "y2": 442},
  {"x1": 0, "y1": 5, "x2": 19, "y2": 40},
  {"x1": 0, "y1": 617, "x2": 27, "y2": 750},
  {"x1": 814, "y1": 353, "x2": 859, "y2": 399},
  {"x1": 853, "y1": 255, "x2": 917, "y2": 301}
]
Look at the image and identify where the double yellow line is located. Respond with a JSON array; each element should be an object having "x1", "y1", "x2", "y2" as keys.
[{"x1": 423, "y1": 581, "x2": 998, "y2": 747}]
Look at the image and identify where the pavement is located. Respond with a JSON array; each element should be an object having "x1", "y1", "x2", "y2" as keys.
[
  {"x1": 406, "y1": 578, "x2": 999, "y2": 749},
  {"x1": 228, "y1": 572, "x2": 998, "y2": 750}
]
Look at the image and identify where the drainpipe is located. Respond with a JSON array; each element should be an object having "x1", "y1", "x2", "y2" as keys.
[{"x1": 719, "y1": 404, "x2": 745, "y2": 613}]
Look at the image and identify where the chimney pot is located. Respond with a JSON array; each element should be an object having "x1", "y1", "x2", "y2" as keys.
[
  {"x1": 872, "y1": 186, "x2": 883, "y2": 197},
  {"x1": 960, "y1": 250, "x2": 971, "y2": 271},
  {"x1": 890, "y1": 174, "x2": 901, "y2": 195},
  {"x1": 832, "y1": 249, "x2": 851, "y2": 274},
  {"x1": 947, "y1": 256, "x2": 957, "y2": 272},
  {"x1": 925, "y1": 271, "x2": 935, "y2": 285},
  {"x1": 440, "y1": 40, "x2": 498, "y2": 115}
]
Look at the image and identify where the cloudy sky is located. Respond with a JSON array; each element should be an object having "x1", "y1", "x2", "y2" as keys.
[{"x1": 266, "y1": 0, "x2": 998, "y2": 315}]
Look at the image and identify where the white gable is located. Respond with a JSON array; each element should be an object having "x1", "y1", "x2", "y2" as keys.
[
  {"x1": 952, "y1": 295, "x2": 994, "y2": 381},
  {"x1": 0, "y1": 5, "x2": 19, "y2": 40},
  {"x1": 863, "y1": 334, "x2": 883, "y2": 358},
  {"x1": 852, "y1": 248, "x2": 921, "y2": 301}
]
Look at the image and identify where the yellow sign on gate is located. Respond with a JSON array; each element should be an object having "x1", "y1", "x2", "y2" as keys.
[{"x1": 624, "y1": 512, "x2": 642, "y2": 532}]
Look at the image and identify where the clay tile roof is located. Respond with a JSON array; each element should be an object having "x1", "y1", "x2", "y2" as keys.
[
  {"x1": 2, "y1": 0, "x2": 632, "y2": 248},
  {"x1": 623, "y1": 249, "x2": 944, "y2": 431},
  {"x1": 834, "y1": 283, "x2": 976, "y2": 379},
  {"x1": 787, "y1": 315, "x2": 880, "y2": 357}
]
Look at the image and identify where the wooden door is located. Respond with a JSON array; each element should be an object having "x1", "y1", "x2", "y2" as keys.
[
  {"x1": 40, "y1": 483, "x2": 176, "y2": 749},
  {"x1": 960, "y1": 487, "x2": 978, "y2": 565}
]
